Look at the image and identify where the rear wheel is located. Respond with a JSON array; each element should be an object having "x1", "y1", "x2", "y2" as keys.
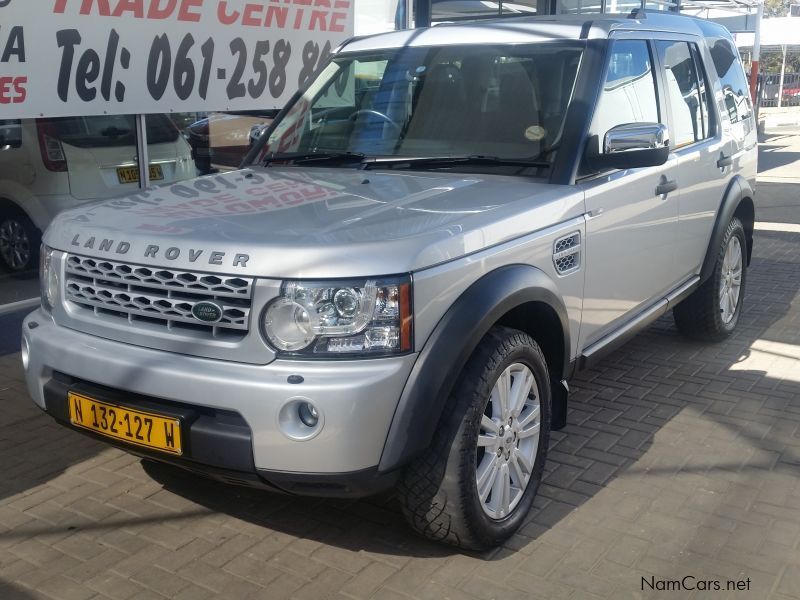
[
  {"x1": 397, "y1": 326, "x2": 551, "y2": 550},
  {"x1": 0, "y1": 209, "x2": 40, "y2": 272},
  {"x1": 673, "y1": 217, "x2": 747, "y2": 341}
]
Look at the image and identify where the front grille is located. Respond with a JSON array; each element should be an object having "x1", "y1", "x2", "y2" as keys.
[{"x1": 64, "y1": 254, "x2": 254, "y2": 338}]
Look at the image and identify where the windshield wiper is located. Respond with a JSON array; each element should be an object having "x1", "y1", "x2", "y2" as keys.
[
  {"x1": 361, "y1": 155, "x2": 550, "y2": 170},
  {"x1": 263, "y1": 151, "x2": 366, "y2": 166}
]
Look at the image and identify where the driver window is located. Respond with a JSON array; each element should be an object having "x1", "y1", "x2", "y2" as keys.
[{"x1": 590, "y1": 40, "x2": 659, "y2": 155}]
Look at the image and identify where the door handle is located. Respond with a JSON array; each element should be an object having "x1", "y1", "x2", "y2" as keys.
[
  {"x1": 655, "y1": 176, "x2": 678, "y2": 197},
  {"x1": 717, "y1": 154, "x2": 733, "y2": 168}
]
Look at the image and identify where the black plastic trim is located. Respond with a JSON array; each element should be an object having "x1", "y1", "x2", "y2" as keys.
[
  {"x1": 41, "y1": 374, "x2": 398, "y2": 498},
  {"x1": 551, "y1": 39, "x2": 610, "y2": 186},
  {"x1": 44, "y1": 375, "x2": 256, "y2": 473},
  {"x1": 699, "y1": 175, "x2": 752, "y2": 284},
  {"x1": 256, "y1": 466, "x2": 399, "y2": 498},
  {"x1": 378, "y1": 264, "x2": 570, "y2": 472}
]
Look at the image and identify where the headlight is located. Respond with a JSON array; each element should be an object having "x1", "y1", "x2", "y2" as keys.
[
  {"x1": 263, "y1": 276, "x2": 413, "y2": 357},
  {"x1": 39, "y1": 246, "x2": 58, "y2": 311}
]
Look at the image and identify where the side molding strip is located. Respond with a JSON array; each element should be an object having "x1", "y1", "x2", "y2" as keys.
[
  {"x1": 579, "y1": 276, "x2": 700, "y2": 370},
  {"x1": 580, "y1": 299, "x2": 668, "y2": 369}
]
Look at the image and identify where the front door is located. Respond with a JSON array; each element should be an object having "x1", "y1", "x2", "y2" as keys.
[{"x1": 578, "y1": 38, "x2": 681, "y2": 350}]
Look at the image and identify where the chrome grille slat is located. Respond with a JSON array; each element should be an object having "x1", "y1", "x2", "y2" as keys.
[
  {"x1": 65, "y1": 255, "x2": 251, "y2": 299},
  {"x1": 65, "y1": 254, "x2": 253, "y2": 336}
]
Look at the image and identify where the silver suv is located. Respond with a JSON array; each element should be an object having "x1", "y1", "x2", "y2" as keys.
[{"x1": 22, "y1": 13, "x2": 757, "y2": 550}]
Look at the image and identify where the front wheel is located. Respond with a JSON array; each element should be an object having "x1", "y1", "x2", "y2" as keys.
[
  {"x1": 397, "y1": 326, "x2": 551, "y2": 550},
  {"x1": 673, "y1": 216, "x2": 747, "y2": 341}
]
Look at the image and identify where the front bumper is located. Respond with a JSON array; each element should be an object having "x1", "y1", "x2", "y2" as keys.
[{"x1": 22, "y1": 309, "x2": 417, "y2": 494}]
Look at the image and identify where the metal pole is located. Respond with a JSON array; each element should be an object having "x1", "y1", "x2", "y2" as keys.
[
  {"x1": 748, "y1": 0, "x2": 763, "y2": 103},
  {"x1": 135, "y1": 114, "x2": 150, "y2": 189},
  {"x1": 778, "y1": 44, "x2": 787, "y2": 109}
]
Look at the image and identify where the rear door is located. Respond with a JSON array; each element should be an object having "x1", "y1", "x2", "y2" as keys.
[
  {"x1": 653, "y1": 37, "x2": 728, "y2": 280},
  {"x1": 578, "y1": 38, "x2": 681, "y2": 349}
]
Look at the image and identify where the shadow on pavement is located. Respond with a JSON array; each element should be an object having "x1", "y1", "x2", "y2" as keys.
[
  {"x1": 0, "y1": 228, "x2": 795, "y2": 569},
  {"x1": 758, "y1": 134, "x2": 800, "y2": 172},
  {"x1": 139, "y1": 242, "x2": 800, "y2": 562},
  {"x1": 0, "y1": 579, "x2": 39, "y2": 600},
  {"x1": 0, "y1": 309, "x2": 28, "y2": 357},
  {"x1": 0, "y1": 321, "x2": 107, "y2": 503},
  {"x1": 0, "y1": 269, "x2": 38, "y2": 309}
]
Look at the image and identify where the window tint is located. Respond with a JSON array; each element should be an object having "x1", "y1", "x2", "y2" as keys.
[
  {"x1": 656, "y1": 41, "x2": 711, "y2": 147},
  {"x1": 266, "y1": 43, "x2": 583, "y2": 165},
  {"x1": 0, "y1": 119, "x2": 22, "y2": 148},
  {"x1": 690, "y1": 44, "x2": 713, "y2": 138},
  {"x1": 708, "y1": 38, "x2": 753, "y2": 125},
  {"x1": 42, "y1": 114, "x2": 179, "y2": 148},
  {"x1": 591, "y1": 40, "x2": 659, "y2": 146}
]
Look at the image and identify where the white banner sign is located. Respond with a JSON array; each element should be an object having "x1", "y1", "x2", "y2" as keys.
[{"x1": 0, "y1": 0, "x2": 354, "y2": 118}]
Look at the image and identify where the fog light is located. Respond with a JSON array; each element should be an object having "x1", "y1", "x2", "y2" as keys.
[
  {"x1": 298, "y1": 402, "x2": 319, "y2": 427},
  {"x1": 278, "y1": 398, "x2": 324, "y2": 441}
]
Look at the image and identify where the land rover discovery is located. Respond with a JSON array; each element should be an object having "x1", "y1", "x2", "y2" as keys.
[{"x1": 22, "y1": 13, "x2": 757, "y2": 549}]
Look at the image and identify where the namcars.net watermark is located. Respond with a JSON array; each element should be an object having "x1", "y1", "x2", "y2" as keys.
[{"x1": 642, "y1": 576, "x2": 752, "y2": 592}]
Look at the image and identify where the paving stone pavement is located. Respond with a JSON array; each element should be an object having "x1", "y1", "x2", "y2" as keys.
[{"x1": 1, "y1": 223, "x2": 799, "y2": 600}]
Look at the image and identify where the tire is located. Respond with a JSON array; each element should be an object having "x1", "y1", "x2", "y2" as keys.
[
  {"x1": 0, "y1": 207, "x2": 41, "y2": 272},
  {"x1": 673, "y1": 216, "x2": 747, "y2": 342},
  {"x1": 397, "y1": 326, "x2": 551, "y2": 550}
]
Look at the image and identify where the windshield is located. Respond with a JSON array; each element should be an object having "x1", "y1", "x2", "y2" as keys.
[{"x1": 256, "y1": 42, "x2": 583, "y2": 171}]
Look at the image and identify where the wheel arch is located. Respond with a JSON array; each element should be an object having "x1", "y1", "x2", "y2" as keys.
[
  {"x1": 378, "y1": 264, "x2": 571, "y2": 473},
  {"x1": 734, "y1": 195, "x2": 754, "y2": 266},
  {"x1": 0, "y1": 196, "x2": 31, "y2": 219},
  {"x1": 700, "y1": 176, "x2": 754, "y2": 283}
]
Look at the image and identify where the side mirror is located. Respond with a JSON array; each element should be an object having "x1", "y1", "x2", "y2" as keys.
[
  {"x1": 0, "y1": 120, "x2": 22, "y2": 150},
  {"x1": 586, "y1": 123, "x2": 670, "y2": 171},
  {"x1": 249, "y1": 123, "x2": 268, "y2": 146}
]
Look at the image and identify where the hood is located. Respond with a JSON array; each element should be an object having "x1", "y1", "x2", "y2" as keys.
[{"x1": 44, "y1": 166, "x2": 584, "y2": 278}]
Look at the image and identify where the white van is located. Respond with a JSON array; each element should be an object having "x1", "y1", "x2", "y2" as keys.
[{"x1": 0, "y1": 115, "x2": 194, "y2": 272}]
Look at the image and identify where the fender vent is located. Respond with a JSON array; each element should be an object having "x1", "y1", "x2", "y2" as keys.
[{"x1": 553, "y1": 232, "x2": 581, "y2": 275}]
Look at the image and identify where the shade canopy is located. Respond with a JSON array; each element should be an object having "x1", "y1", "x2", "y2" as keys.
[{"x1": 734, "y1": 17, "x2": 800, "y2": 48}]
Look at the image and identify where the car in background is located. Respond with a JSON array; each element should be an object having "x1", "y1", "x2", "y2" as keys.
[
  {"x1": 761, "y1": 73, "x2": 800, "y2": 105},
  {"x1": 185, "y1": 111, "x2": 277, "y2": 175},
  {"x1": 0, "y1": 115, "x2": 194, "y2": 272}
]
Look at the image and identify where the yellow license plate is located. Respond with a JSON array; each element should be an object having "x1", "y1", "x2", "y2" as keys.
[
  {"x1": 116, "y1": 165, "x2": 164, "y2": 184},
  {"x1": 68, "y1": 392, "x2": 182, "y2": 455}
]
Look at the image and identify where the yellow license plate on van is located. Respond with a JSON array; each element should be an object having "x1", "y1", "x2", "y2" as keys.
[
  {"x1": 116, "y1": 165, "x2": 164, "y2": 184},
  {"x1": 68, "y1": 392, "x2": 182, "y2": 455}
]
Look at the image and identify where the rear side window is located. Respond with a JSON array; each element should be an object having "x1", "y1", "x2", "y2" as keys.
[
  {"x1": 40, "y1": 114, "x2": 179, "y2": 148},
  {"x1": 591, "y1": 40, "x2": 659, "y2": 145},
  {"x1": 708, "y1": 38, "x2": 753, "y2": 125},
  {"x1": 656, "y1": 41, "x2": 712, "y2": 148}
]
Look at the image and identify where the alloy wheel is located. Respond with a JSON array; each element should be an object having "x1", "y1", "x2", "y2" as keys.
[
  {"x1": 476, "y1": 363, "x2": 541, "y2": 520},
  {"x1": 0, "y1": 218, "x2": 31, "y2": 271},
  {"x1": 719, "y1": 235, "x2": 743, "y2": 324}
]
